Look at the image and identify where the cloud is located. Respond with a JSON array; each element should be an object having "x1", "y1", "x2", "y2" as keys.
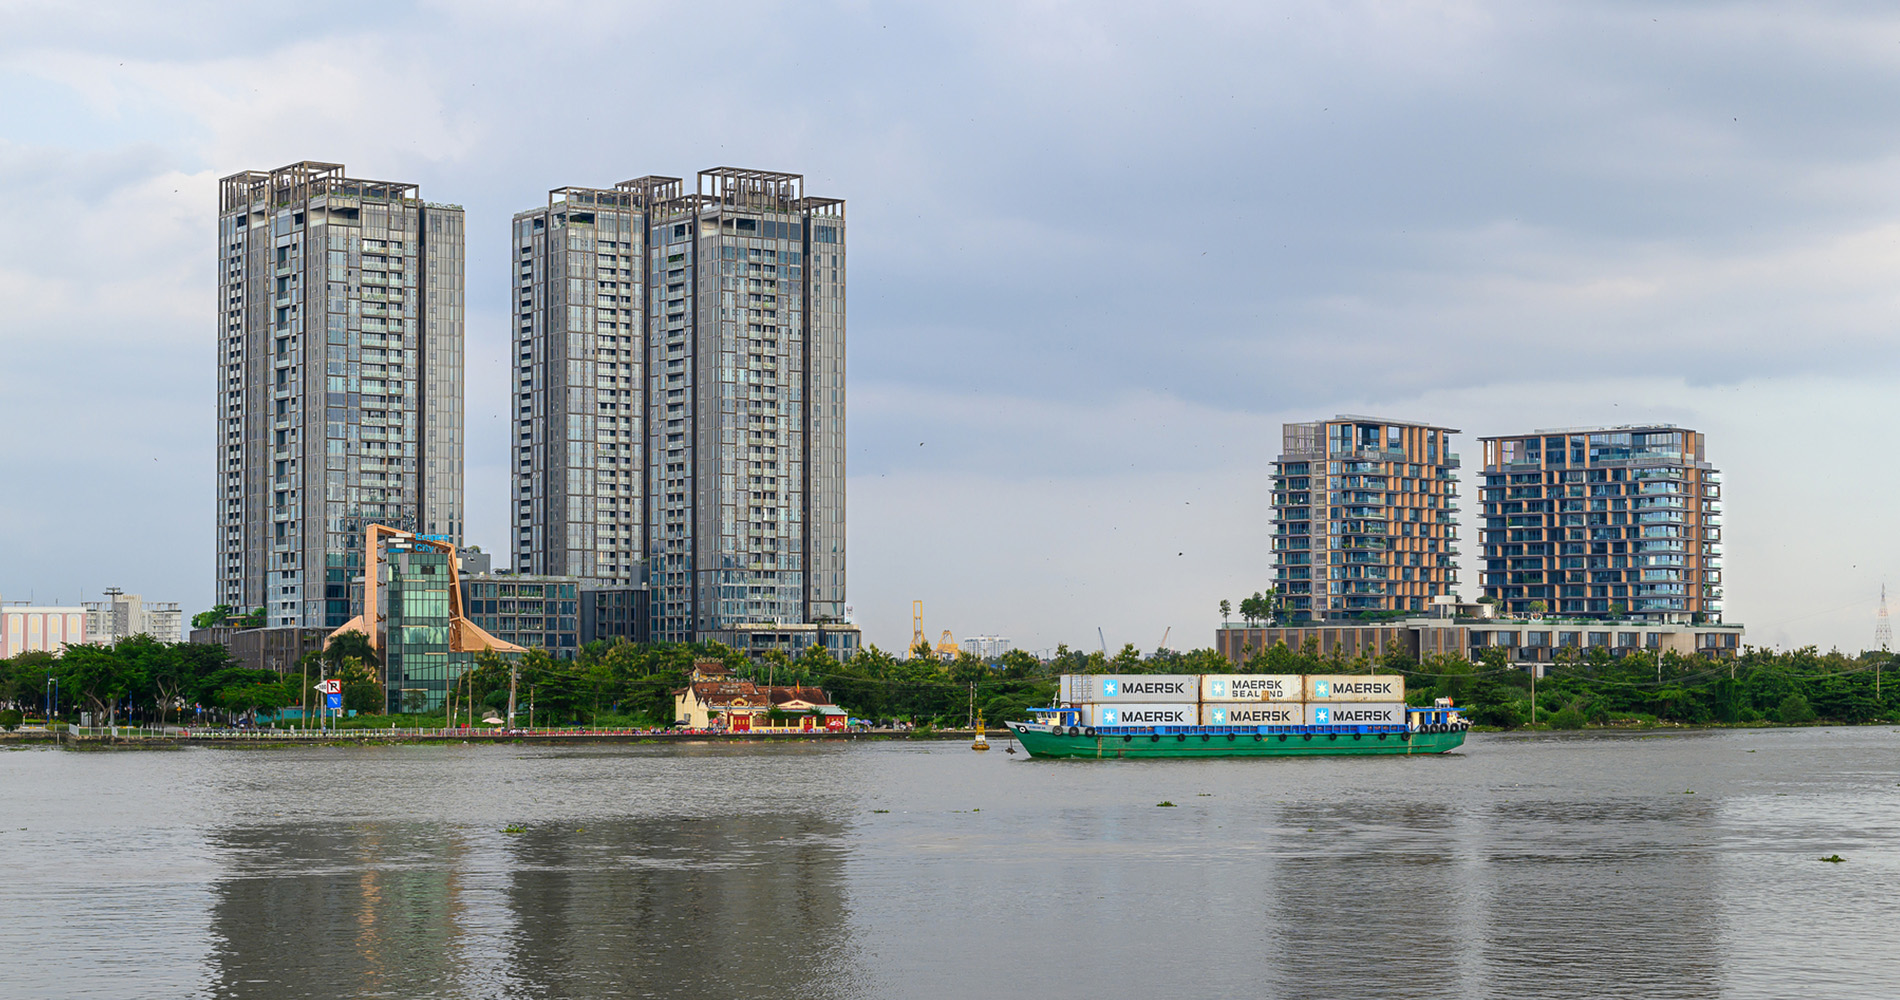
[{"x1": 0, "y1": 0, "x2": 1895, "y2": 654}]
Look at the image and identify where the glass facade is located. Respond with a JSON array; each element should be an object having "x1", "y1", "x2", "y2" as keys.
[
  {"x1": 383, "y1": 548, "x2": 470, "y2": 713},
  {"x1": 461, "y1": 575, "x2": 581, "y2": 658}
]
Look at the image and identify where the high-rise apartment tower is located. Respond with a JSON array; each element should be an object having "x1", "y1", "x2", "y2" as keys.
[
  {"x1": 1271, "y1": 416, "x2": 1461, "y2": 621},
  {"x1": 217, "y1": 162, "x2": 465, "y2": 628},
  {"x1": 1478, "y1": 425, "x2": 1721, "y2": 622},
  {"x1": 512, "y1": 168, "x2": 846, "y2": 643}
]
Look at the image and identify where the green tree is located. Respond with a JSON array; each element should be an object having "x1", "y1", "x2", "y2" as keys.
[
  {"x1": 191, "y1": 605, "x2": 234, "y2": 630},
  {"x1": 1218, "y1": 600, "x2": 1231, "y2": 624}
]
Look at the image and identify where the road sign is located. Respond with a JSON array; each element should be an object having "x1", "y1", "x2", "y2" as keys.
[
  {"x1": 317, "y1": 679, "x2": 342, "y2": 694},
  {"x1": 325, "y1": 692, "x2": 343, "y2": 710}
]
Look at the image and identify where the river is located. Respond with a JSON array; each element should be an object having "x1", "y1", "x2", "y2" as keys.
[{"x1": 1, "y1": 727, "x2": 1895, "y2": 999}]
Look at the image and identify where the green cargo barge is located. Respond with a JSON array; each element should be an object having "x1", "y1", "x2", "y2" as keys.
[{"x1": 1006, "y1": 704, "x2": 1468, "y2": 759}]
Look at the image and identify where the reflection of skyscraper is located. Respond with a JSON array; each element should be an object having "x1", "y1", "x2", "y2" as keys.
[
  {"x1": 511, "y1": 170, "x2": 847, "y2": 645},
  {"x1": 204, "y1": 810, "x2": 859, "y2": 998},
  {"x1": 500, "y1": 812, "x2": 859, "y2": 996},
  {"x1": 216, "y1": 163, "x2": 466, "y2": 628}
]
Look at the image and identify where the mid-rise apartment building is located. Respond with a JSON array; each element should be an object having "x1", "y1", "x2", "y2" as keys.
[
  {"x1": 512, "y1": 168, "x2": 846, "y2": 645},
  {"x1": 1479, "y1": 425, "x2": 1722, "y2": 622},
  {"x1": 83, "y1": 589, "x2": 183, "y2": 644},
  {"x1": 216, "y1": 162, "x2": 465, "y2": 629},
  {"x1": 1271, "y1": 416, "x2": 1461, "y2": 620}
]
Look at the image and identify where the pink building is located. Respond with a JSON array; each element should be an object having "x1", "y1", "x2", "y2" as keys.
[{"x1": 0, "y1": 606, "x2": 89, "y2": 658}]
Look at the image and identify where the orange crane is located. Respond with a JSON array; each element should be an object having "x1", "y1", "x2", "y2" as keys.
[
  {"x1": 936, "y1": 630, "x2": 960, "y2": 661},
  {"x1": 912, "y1": 600, "x2": 926, "y2": 656}
]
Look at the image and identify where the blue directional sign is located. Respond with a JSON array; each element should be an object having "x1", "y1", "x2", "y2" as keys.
[{"x1": 326, "y1": 692, "x2": 343, "y2": 710}]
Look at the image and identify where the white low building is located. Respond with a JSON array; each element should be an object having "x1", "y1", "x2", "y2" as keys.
[{"x1": 83, "y1": 589, "x2": 184, "y2": 644}]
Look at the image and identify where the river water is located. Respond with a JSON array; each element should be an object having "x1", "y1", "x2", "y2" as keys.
[{"x1": 1, "y1": 727, "x2": 1895, "y2": 999}]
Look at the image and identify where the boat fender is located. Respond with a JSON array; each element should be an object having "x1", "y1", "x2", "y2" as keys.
[
  {"x1": 1067, "y1": 726, "x2": 1080, "y2": 737},
  {"x1": 1150, "y1": 734, "x2": 1161, "y2": 742},
  {"x1": 1083, "y1": 727, "x2": 1096, "y2": 738},
  {"x1": 1176, "y1": 734, "x2": 1187, "y2": 742},
  {"x1": 1226, "y1": 733, "x2": 1236, "y2": 741}
]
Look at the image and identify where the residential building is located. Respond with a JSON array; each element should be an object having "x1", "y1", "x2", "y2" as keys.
[
  {"x1": 511, "y1": 168, "x2": 846, "y2": 645},
  {"x1": 672, "y1": 661, "x2": 848, "y2": 730},
  {"x1": 1271, "y1": 416, "x2": 1462, "y2": 620},
  {"x1": 83, "y1": 589, "x2": 184, "y2": 644},
  {"x1": 460, "y1": 573, "x2": 581, "y2": 658},
  {"x1": 216, "y1": 162, "x2": 465, "y2": 630},
  {"x1": 701, "y1": 622, "x2": 861, "y2": 660},
  {"x1": 188, "y1": 625, "x2": 329, "y2": 674},
  {"x1": 1479, "y1": 425, "x2": 1722, "y2": 622},
  {"x1": 1216, "y1": 612, "x2": 1743, "y2": 671},
  {"x1": 959, "y1": 635, "x2": 1012, "y2": 660},
  {"x1": 581, "y1": 586, "x2": 651, "y2": 646},
  {"x1": 0, "y1": 604, "x2": 88, "y2": 657}
]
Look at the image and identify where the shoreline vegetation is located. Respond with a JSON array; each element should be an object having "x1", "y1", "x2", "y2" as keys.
[{"x1": 4, "y1": 624, "x2": 1895, "y2": 738}]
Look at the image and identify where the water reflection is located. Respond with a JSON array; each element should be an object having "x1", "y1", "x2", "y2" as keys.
[
  {"x1": 1268, "y1": 801, "x2": 1471, "y2": 1000},
  {"x1": 206, "y1": 812, "x2": 859, "y2": 999},
  {"x1": 1479, "y1": 797, "x2": 1723, "y2": 999}
]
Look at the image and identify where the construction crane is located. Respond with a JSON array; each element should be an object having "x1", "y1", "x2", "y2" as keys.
[
  {"x1": 912, "y1": 600, "x2": 926, "y2": 656},
  {"x1": 936, "y1": 630, "x2": 960, "y2": 661},
  {"x1": 1159, "y1": 626, "x2": 1171, "y2": 651}
]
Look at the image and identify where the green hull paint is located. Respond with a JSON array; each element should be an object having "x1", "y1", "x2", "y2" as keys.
[{"x1": 1006, "y1": 723, "x2": 1466, "y2": 759}]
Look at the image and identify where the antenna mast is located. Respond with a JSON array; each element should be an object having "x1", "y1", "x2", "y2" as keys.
[{"x1": 1879, "y1": 585, "x2": 1893, "y2": 652}]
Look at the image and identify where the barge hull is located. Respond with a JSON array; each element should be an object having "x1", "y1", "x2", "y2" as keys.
[{"x1": 1007, "y1": 724, "x2": 1465, "y2": 758}]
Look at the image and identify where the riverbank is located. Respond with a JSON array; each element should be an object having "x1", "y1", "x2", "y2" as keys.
[{"x1": 0, "y1": 726, "x2": 1016, "y2": 748}]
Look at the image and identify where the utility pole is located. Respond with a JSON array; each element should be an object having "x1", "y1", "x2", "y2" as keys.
[{"x1": 508, "y1": 661, "x2": 519, "y2": 732}]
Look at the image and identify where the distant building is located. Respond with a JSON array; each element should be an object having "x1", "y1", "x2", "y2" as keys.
[
  {"x1": 959, "y1": 636, "x2": 1012, "y2": 659},
  {"x1": 1272, "y1": 416, "x2": 1462, "y2": 621},
  {"x1": 83, "y1": 589, "x2": 183, "y2": 644},
  {"x1": 0, "y1": 605, "x2": 88, "y2": 657},
  {"x1": 1478, "y1": 425, "x2": 1722, "y2": 622},
  {"x1": 1216, "y1": 613, "x2": 1744, "y2": 672},
  {"x1": 672, "y1": 661, "x2": 848, "y2": 730},
  {"x1": 189, "y1": 625, "x2": 329, "y2": 674},
  {"x1": 460, "y1": 573, "x2": 581, "y2": 659},
  {"x1": 581, "y1": 586, "x2": 650, "y2": 646},
  {"x1": 701, "y1": 621, "x2": 861, "y2": 661}
]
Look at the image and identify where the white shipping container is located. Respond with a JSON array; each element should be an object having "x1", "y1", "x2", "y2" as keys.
[
  {"x1": 1304, "y1": 702, "x2": 1406, "y2": 726},
  {"x1": 1199, "y1": 674, "x2": 1303, "y2": 702},
  {"x1": 1060, "y1": 674, "x2": 1199, "y2": 703},
  {"x1": 1304, "y1": 674, "x2": 1406, "y2": 702},
  {"x1": 1083, "y1": 703, "x2": 1199, "y2": 727},
  {"x1": 1201, "y1": 703, "x2": 1303, "y2": 726}
]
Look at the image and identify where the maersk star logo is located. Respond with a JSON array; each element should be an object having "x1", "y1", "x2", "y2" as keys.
[
  {"x1": 1210, "y1": 679, "x2": 1227, "y2": 698},
  {"x1": 1103, "y1": 679, "x2": 1119, "y2": 698},
  {"x1": 1102, "y1": 708, "x2": 1118, "y2": 725},
  {"x1": 1211, "y1": 708, "x2": 1227, "y2": 725},
  {"x1": 1315, "y1": 706, "x2": 1330, "y2": 725},
  {"x1": 1314, "y1": 680, "x2": 1331, "y2": 699}
]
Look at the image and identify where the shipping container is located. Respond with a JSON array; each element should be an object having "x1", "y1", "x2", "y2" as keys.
[
  {"x1": 1082, "y1": 703, "x2": 1199, "y2": 727},
  {"x1": 1201, "y1": 703, "x2": 1303, "y2": 726},
  {"x1": 1200, "y1": 674, "x2": 1303, "y2": 702},
  {"x1": 1303, "y1": 674, "x2": 1405, "y2": 702},
  {"x1": 1304, "y1": 702, "x2": 1406, "y2": 726},
  {"x1": 1059, "y1": 674, "x2": 1200, "y2": 703}
]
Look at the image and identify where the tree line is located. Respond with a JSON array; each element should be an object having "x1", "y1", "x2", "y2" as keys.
[{"x1": 6, "y1": 630, "x2": 1893, "y2": 731}]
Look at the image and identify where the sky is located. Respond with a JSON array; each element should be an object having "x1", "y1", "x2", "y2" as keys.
[{"x1": 1, "y1": 0, "x2": 1896, "y2": 655}]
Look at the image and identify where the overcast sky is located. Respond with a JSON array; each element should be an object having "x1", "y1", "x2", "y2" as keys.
[{"x1": 1, "y1": 1, "x2": 1896, "y2": 654}]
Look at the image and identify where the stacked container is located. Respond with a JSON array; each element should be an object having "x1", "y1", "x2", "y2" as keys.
[{"x1": 1057, "y1": 673, "x2": 1406, "y2": 728}]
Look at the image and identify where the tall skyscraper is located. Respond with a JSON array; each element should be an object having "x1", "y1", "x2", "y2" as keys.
[
  {"x1": 513, "y1": 168, "x2": 846, "y2": 644},
  {"x1": 1271, "y1": 416, "x2": 1462, "y2": 621},
  {"x1": 217, "y1": 162, "x2": 465, "y2": 629},
  {"x1": 1478, "y1": 425, "x2": 1721, "y2": 622}
]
